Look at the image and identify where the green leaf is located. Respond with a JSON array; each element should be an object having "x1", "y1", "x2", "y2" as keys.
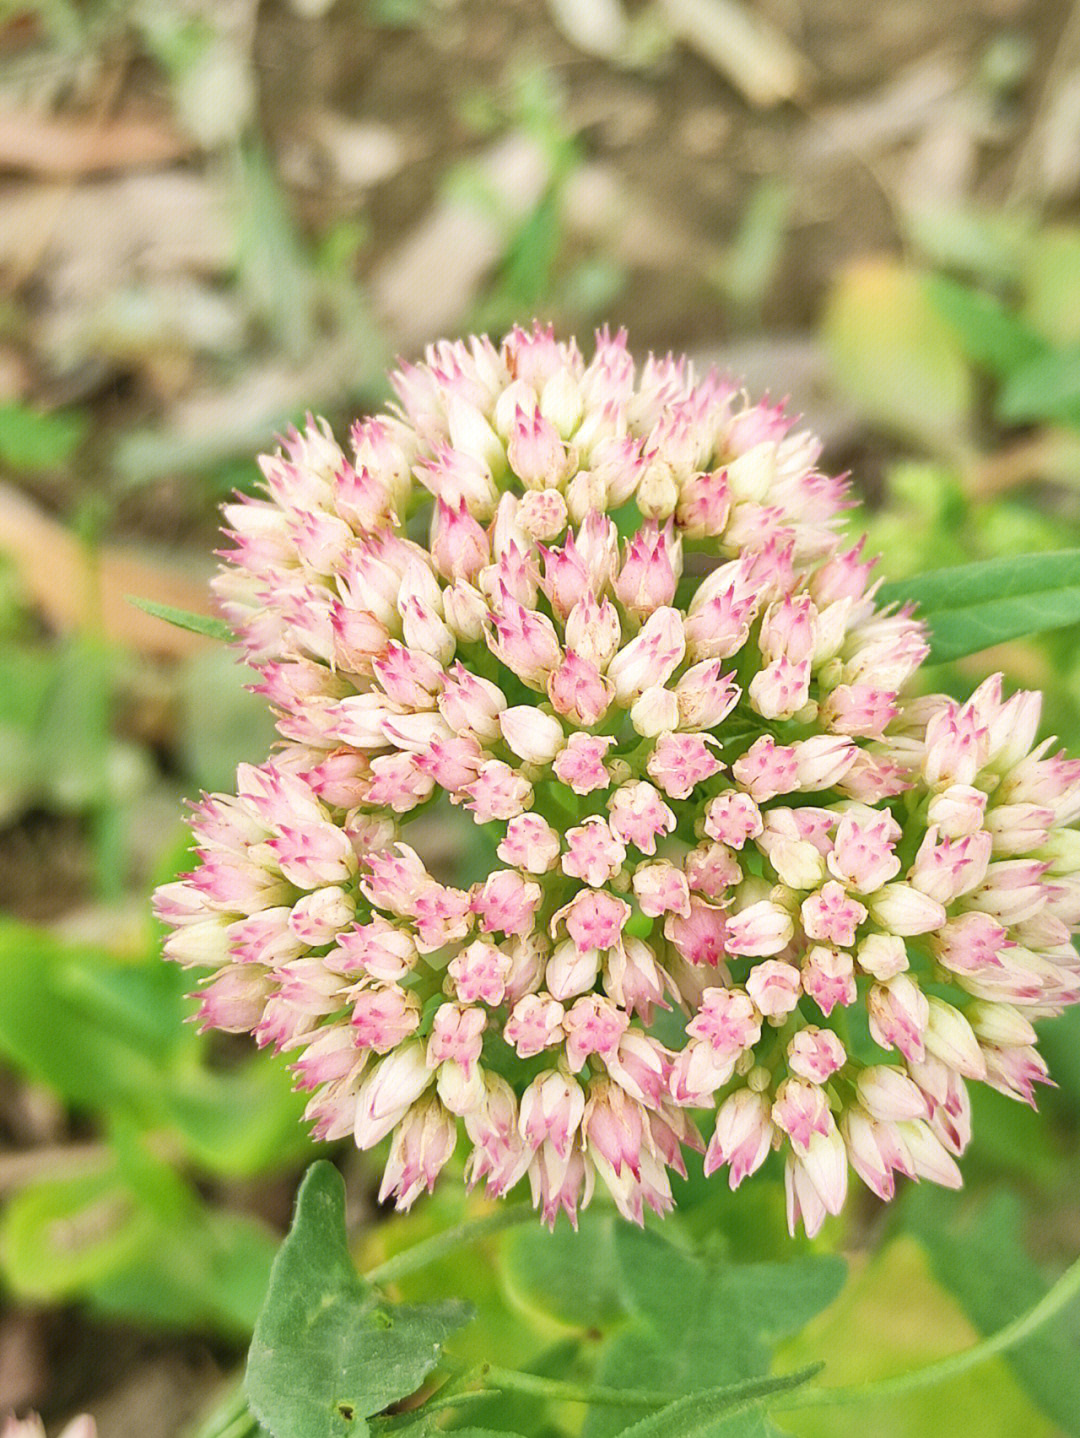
[
  {"x1": 610, "y1": 1368, "x2": 821, "y2": 1438},
  {"x1": 777, "y1": 1233, "x2": 1056, "y2": 1438},
  {"x1": 906, "y1": 1190, "x2": 1080, "y2": 1435},
  {"x1": 877, "y1": 550, "x2": 1080, "y2": 662},
  {"x1": 583, "y1": 1228, "x2": 845, "y2": 1438},
  {"x1": 0, "y1": 402, "x2": 87, "y2": 472},
  {"x1": 178, "y1": 645, "x2": 277, "y2": 791},
  {"x1": 0, "y1": 1149, "x2": 277, "y2": 1335},
  {"x1": 0, "y1": 1166, "x2": 156, "y2": 1299},
  {"x1": 903, "y1": 202, "x2": 1029, "y2": 286},
  {"x1": 127, "y1": 595, "x2": 233, "y2": 641},
  {"x1": 0, "y1": 918, "x2": 194, "y2": 1118},
  {"x1": 246, "y1": 1163, "x2": 472, "y2": 1438},
  {"x1": 0, "y1": 916, "x2": 308, "y2": 1178},
  {"x1": 925, "y1": 275, "x2": 1047, "y2": 379},
  {"x1": 997, "y1": 345, "x2": 1080, "y2": 425},
  {"x1": 501, "y1": 1213, "x2": 625, "y2": 1330},
  {"x1": 822, "y1": 258, "x2": 973, "y2": 447},
  {"x1": 1021, "y1": 225, "x2": 1080, "y2": 348}
]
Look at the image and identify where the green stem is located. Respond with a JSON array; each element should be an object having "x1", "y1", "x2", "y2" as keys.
[
  {"x1": 778, "y1": 1250, "x2": 1080, "y2": 1410},
  {"x1": 364, "y1": 1203, "x2": 536, "y2": 1286},
  {"x1": 476, "y1": 1366, "x2": 682, "y2": 1408},
  {"x1": 189, "y1": 1380, "x2": 258, "y2": 1438}
]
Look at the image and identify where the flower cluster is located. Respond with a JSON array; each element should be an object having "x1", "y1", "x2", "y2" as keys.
[
  {"x1": 3, "y1": 1418, "x2": 95, "y2": 1438},
  {"x1": 156, "y1": 325, "x2": 1080, "y2": 1234}
]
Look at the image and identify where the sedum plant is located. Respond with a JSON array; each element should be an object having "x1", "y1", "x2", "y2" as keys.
[{"x1": 154, "y1": 324, "x2": 1080, "y2": 1239}]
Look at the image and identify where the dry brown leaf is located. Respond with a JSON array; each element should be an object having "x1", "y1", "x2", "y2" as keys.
[
  {"x1": 0, "y1": 103, "x2": 192, "y2": 177},
  {"x1": 0, "y1": 481, "x2": 216, "y2": 658}
]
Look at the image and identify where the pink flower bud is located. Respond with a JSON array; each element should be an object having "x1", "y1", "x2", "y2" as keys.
[
  {"x1": 556, "y1": 888, "x2": 631, "y2": 953},
  {"x1": 732, "y1": 735, "x2": 799, "y2": 802},
  {"x1": 463, "y1": 761, "x2": 534, "y2": 822},
  {"x1": 553, "y1": 732, "x2": 615, "y2": 793},
  {"x1": 760, "y1": 592, "x2": 818, "y2": 664},
  {"x1": 607, "y1": 607, "x2": 686, "y2": 705},
  {"x1": 427, "y1": 1002, "x2": 486, "y2": 1076},
  {"x1": 565, "y1": 592, "x2": 621, "y2": 671},
  {"x1": 827, "y1": 808, "x2": 902, "y2": 892},
  {"x1": 602, "y1": 937, "x2": 670, "y2": 1019},
  {"x1": 746, "y1": 958, "x2": 802, "y2": 1016},
  {"x1": 677, "y1": 468, "x2": 730, "y2": 538},
  {"x1": 607, "y1": 780, "x2": 677, "y2": 854},
  {"x1": 685, "y1": 841, "x2": 742, "y2": 899},
  {"x1": 547, "y1": 652, "x2": 614, "y2": 726},
  {"x1": 867, "y1": 883, "x2": 947, "y2": 937},
  {"x1": 504, "y1": 992, "x2": 565, "y2": 1057},
  {"x1": 497, "y1": 813, "x2": 561, "y2": 873},
  {"x1": 772, "y1": 1077, "x2": 832, "y2": 1150},
  {"x1": 379, "y1": 1096, "x2": 457, "y2": 1210},
  {"x1": 704, "y1": 1088, "x2": 774, "y2": 1186},
  {"x1": 430, "y1": 497, "x2": 490, "y2": 581},
  {"x1": 801, "y1": 881, "x2": 868, "y2": 947},
  {"x1": 488, "y1": 595, "x2": 562, "y2": 686},
  {"x1": 687, "y1": 986, "x2": 762, "y2": 1054},
  {"x1": 448, "y1": 940, "x2": 513, "y2": 1006},
  {"x1": 472, "y1": 869, "x2": 543, "y2": 936},
  {"x1": 855, "y1": 932, "x2": 908, "y2": 980},
  {"x1": 518, "y1": 486, "x2": 569, "y2": 540},
  {"x1": 856, "y1": 1065, "x2": 929, "y2": 1121},
  {"x1": 630, "y1": 684, "x2": 680, "y2": 738},
  {"x1": 562, "y1": 818, "x2": 627, "y2": 888},
  {"x1": 675, "y1": 660, "x2": 740, "y2": 730},
  {"x1": 792, "y1": 734, "x2": 858, "y2": 791},
  {"x1": 499, "y1": 705, "x2": 565, "y2": 764},
  {"x1": 801, "y1": 943, "x2": 857, "y2": 1016},
  {"x1": 354, "y1": 1042, "x2": 433, "y2": 1149},
  {"x1": 562, "y1": 994, "x2": 629, "y2": 1070},
  {"x1": 546, "y1": 939, "x2": 602, "y2": 1000},
  {"x1": 703, "y1": 790, "x2": 763, "y2": 848},
  {"x1": 632, "y1": 860, "x2": 692, "y2": 918},
  {"x1": 927, "y1": 784, "x2": 988, "y2": 838},
  {"x1": 352, "y1": 984, "x2": 421, "y2": 1052},
  {"x1": 520, "y1": 1070, "x2": 586, "y2": 1157},
  {"x1": 787, "y1": 1026, "x2": 846, "y2": 1083},
  {"x1": 646, "y1": 732, "x2": 724, "y2": 799},
  {"x1": 614, "y1": 521, "x2": 681, "y2": 617},
  {"x1": 924, "y1": 997, "x2": 987, "y2": 1080},
  {"x1": 868, "y1": 974, "x2": 930, "y2": 1063},
  {"x1": 664, "y1": 896, "x2": 728, "y2": 967},
  {"x1": 749, "y1": 656, "x2": 812, "y2": 720},
  {"x1": 507, "y1": 406, "x2": 572, "y2": 488},
  {"x1": 923, "y1": 700, "x2": 989, "y2": 787}
]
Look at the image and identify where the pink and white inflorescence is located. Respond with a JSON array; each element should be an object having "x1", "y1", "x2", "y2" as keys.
[{"x1": 155, "y1": 325, "x2": 1080, "y2": 1234}]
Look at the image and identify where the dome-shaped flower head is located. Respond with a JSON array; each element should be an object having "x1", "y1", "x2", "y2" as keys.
[{"x1": 156, "y1": 324, "x2": 1080, "y2": 1234}]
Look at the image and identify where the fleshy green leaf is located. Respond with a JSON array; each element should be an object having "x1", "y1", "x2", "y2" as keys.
[
  {"x1": 906, "y1": 1190, "x2": 1080, "y2": 1436},
  {"x1": 925, "y1": 275, "x2": 1047, "y2": 379},
  {"x1": 245, "y1": 1163, "x2": 472, "y2": 1438},
  {"x1": 501, "y1": 1213, "x2": 624, "y2": 1330},
  {"x1": 877, "y1": 550, "x2": 1080, "y2": 662},
  {"x1": 822, "y1": 258, "x2": 973, "y2": 446},
  {"x1": 583, "y1": 1227, "x2": 844, "y2": 1438},
  {"x1": 997, "y1": 345, "x2": 1080, "y2": 425},
  {"x1": 0, "y1": 1148, "x2": 277, "y2": 1335},
  {"x1": 777, "y1": 1233, "x2": 1056, "y2": 1438},
  {"x1": 127, "y1": 595, "x2": 233, "y2": 641},
  {"x1": 0, "y1": 402, "x2": 87, "y2": 472},
  {"x1": 0, "y1": 917, "x2": 308, "y2": 1178},
  {"x1": 608, "y1": 1368, "x2": 821, "y2": 1438}
]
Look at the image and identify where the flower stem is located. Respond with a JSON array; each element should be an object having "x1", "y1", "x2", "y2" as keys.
[
  {"x1": 364, "y1": 1203, "x2": 536, "y2": 1286},
  {"x1": 777, "y1": 1249, "x2": 1080, "y2": 1410}
]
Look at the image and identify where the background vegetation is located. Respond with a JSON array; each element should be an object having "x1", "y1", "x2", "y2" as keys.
[{"x1": 0, "y1": 1, "x2": 1079, "y2": 1435}]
